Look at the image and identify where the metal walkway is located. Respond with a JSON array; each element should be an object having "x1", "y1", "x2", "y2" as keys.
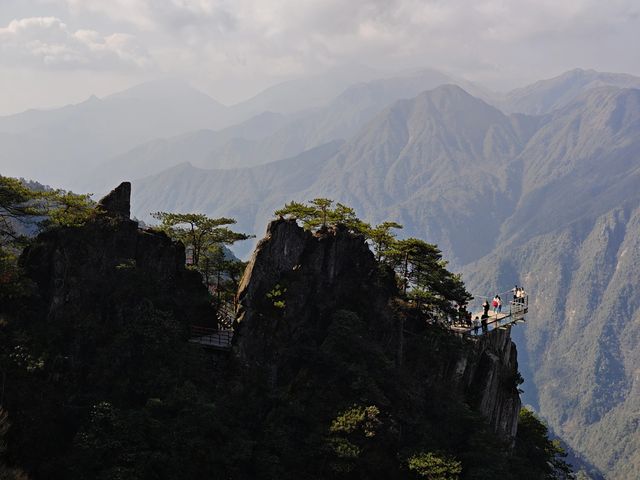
[
  {"x1": 450, "y1": 293, "x2": 529, "y2": 337},
  {"x1": 189, "y1": 301, "x2": 236, "y2": 351}
]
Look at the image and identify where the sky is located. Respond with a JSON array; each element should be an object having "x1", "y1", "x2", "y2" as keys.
[{"x1": 1, "y1": 0, "x2": 639, "y2": 115}]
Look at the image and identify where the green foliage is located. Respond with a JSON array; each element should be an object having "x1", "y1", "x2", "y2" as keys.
[
  {"x1": 326, "y1": 405, "x2": 382, "y2": 472},
  {"x1": 0, "y1": 176, "x2": 96, "y2": 318},
  {"x1": 0, "y1": 175, "x2": 96, "y2": 246},
  {"x1": 407, "y1": 452, "x2": 462, "y2": 480},
  {"x1": 0, "y1": 176, "x2": 36, "y2": 243},
  {"x1": 151, "y1": 212, "x2": 251, "y2": 299},
  {"x1": 40, "y1": 190, "x2": 96, "y2": 229},
  {"x1": 275, "y1": 198, "x2": 369, "y2": 234},
  {"x1": 330, "y1": 405, "x2": 381, "y2": 437},
  {"x1": 0, "y1": 248, "x2": 29, "y2": 304},
  {"x1": 152, "y1": 212, "x2": 250, "y2": 266},
  {"x1": 275, "y1": 199, "x2": 469, "y2": 318},
  {"x1": 0, "y1": 199, "x2": 570, "y2": 480},
  {"x1": 511, "y1": 408, "x2": 574, "y2": 480},
  {"x1": 387, "y1": 238, "x2": 471, "y2": 315},
  {"x1": 266, "y1": 284, "x2": 287, "y2": 309},
  {"x1": 367, "y1": 221, "x2": 403, "y2": 261},
  {"x1": 199, "y1": 244, "x2": 248, "y2": 303}
]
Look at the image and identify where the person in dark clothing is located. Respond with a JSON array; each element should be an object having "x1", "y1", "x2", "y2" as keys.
[
  {"x1": 457, "y1": 305, "x2": 465, "y2": 326},
  {"x1": 482, "y1": 300, "x2": 490, "y2": 317},
  {"x1": 481, "y1": 315, "x2": 488, "y2": 333}
]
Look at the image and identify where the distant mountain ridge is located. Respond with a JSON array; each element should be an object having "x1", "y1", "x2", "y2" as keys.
[
  {"x1": 133, "y1": 85, "x2": 529, "y2": 263},
  {"x1": 3, "y1": 66, "x2": 637, "y2": 193},
  {"x1": 502, "y1": 68, "x2": 640, "y2": 115},
  {"x1": 0, "y1": 79, "x2": 231, "y2": 188},
  {"x1": 90, "y1": 70, "x2": 486, "y2": 194},
  {"x1": 131, "y1": 83, "x2": 640, "y2": 479}
]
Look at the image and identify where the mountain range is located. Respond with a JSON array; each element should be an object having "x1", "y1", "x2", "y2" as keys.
[
  {"x1": 132, "y1": 77, "x2": 639, "y2": 480},
  {"x1": 3, "y1": 66, "x2": 640, "y2": 478}
]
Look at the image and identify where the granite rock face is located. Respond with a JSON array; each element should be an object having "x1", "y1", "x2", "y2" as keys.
[
  {"x1": 236, "y1": 219, "x2": 522, "y2": 441},
  {"x1": 98, "y1": 181, "x2": 131, "y2": 220},
  {"x1": 453, "y1": 328, "x2": 521, "y2": 440},
  {"x1": 20, "y1": 183, "x2": 212, "y2": 332},
  {"x1": 235, "y1": 219, "x2": 395, "y2": 366}
]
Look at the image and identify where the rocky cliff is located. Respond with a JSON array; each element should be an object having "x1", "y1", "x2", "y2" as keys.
[
  {"x1": 1, "y1": 190, "x2": 559, "y2": 479},
  {"x1": 235, "y1": 218, "x2": 521, "y2": 442},
  {"x1": 2, "y1": 183, "x2": 217, "y2": 478},
  {"x1": 451, "y1": 328, "x2": 522, "y2": 440},
  {"x1": 20, "y1": 182, "x2": 212, "y2": 329}
]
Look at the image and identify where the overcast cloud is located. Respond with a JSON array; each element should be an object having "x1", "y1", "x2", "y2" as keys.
[{"x1": 1, "y1": 0, "x2": 639, "y2": 114}]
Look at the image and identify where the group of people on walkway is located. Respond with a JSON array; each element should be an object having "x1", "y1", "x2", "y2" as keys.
[
  {"x1": 449, "y1": 284, "x2": 528, "y2": 336},
  {"x1": 512, "y1": 285, "x2": 527, "y2": 304}
]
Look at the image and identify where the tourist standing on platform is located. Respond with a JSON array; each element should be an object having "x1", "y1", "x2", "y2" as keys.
[
  {"x1": 496, "y1": 295, "x2": 502, "y2": 313},
  {"x1": 482, "y1": 299, "x2": 490, "y2": 317},
  {"x1": 516, "y1": 287, "x2": 525, "y2": 304},
  {"x1": 492, "y1": 295, "x2": 499, "y2": 314},
  {"x1": 473, "y1": 316, "x2": 481, "y2": 335}
]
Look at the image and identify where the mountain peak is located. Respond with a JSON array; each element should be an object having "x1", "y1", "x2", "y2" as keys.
[
  {"x1": 505, "y1": 68, "x2": 640, "y2": 115},
  {"x1": 106, "y1": 78, "x2": 225, "y2": 108},
  {"x1": 411, "y1": 84, "x2": 494, "y2": 112},
  {"x1": 562, "y1": 67, "x2": 596, "y2": 77},
  {"x1": 423, "y1": 83, "x2": 473, "y2": 98}
]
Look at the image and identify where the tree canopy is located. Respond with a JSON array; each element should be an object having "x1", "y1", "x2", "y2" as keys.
[
  {"x1": 151, "y1": 212, "x2": 252, "y2": 301},
  {"x1": 274, "y1": 199, "x2": 471, "y2": 315},
  {"x1": 0, "y1": 175, "x2": 95, "y2": 246},
  {"x1": 512, "y1": 408, "x2": 574, "y2": 480},
  {"x1": 152, "y1": 212, "x2": 251, "y2": 266},
  {"x1": 275, "y1": 198, "x2": 369, "y2": 234}
]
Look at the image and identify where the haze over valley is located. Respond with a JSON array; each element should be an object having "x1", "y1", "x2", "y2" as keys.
[{"x1": 2, "y1": 1, "x2": 640, "y2": 478}]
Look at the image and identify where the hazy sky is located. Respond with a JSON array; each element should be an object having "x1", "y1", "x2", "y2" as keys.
[{"x1": 1, "y1": 0, "x2": 639, "y2": 115}]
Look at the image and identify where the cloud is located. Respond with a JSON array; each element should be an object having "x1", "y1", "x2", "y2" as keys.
[
  {"x1": 0, "y1": 17, "x2": 153, "y2": 70},
  {"x1": 2, "y1": 0, "x2": 639, "y2": 106},
  {"x1": 54, "y1": 0, "x2": 638, "y2": 75}
]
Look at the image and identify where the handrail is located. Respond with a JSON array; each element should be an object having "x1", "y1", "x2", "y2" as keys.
[
  {"x1": 216, "y1": 301, "x2": 236, "y2": 330},
  {"x1": 457, "y1": 293, "x2": 529, "y2": 337},
  {"x1": 189, "y1": 325, "x2": 234, "y2": 349}
]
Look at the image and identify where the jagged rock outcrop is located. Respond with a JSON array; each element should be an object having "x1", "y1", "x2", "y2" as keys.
[
  {"x1": 20, "y1": 183, "x2": 212, "y2": 330},
  {"x1": 4, "y1": 185, "x2": 217, "y2": 478},
  {"x1": 235, "y1": 218, "x2": 395, "y2": 366},
  {"x1": 98, "y1": 181, "x2": 131, "y2": 220},
  {"x1": 452, "y1": 328, "x2": 521, "y2": 440},
  {"x1": 235, "y1": 219, "x2": 522, "y2": 441}
]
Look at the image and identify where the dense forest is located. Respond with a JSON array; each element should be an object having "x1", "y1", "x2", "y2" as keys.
[{"x1": 0, "y1": 178, "x2": 572, "y2": 479}]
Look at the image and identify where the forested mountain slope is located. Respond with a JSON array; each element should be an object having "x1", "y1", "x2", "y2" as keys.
[
  {"x1": 463, "y1": 87, "x2": 640, "y2": 480},
  {"x1": 464, "y1": 203, "x2": 640, "y2": 480},
  {"x1": 132, "y1": 84, "x2": 640, "y2": 478},
  {"x1": 0, "y1": 181, "x2": 569, "y2": 479}
]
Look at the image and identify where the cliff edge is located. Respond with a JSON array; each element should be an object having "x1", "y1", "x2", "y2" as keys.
[{"x1": 235, "y1": 218, "x2": 521, "y2": 442}]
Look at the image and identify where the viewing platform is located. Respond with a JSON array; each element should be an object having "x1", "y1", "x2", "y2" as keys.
[{"x1": 450, "y1": 292, "x2": 529, "y2": 337}]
